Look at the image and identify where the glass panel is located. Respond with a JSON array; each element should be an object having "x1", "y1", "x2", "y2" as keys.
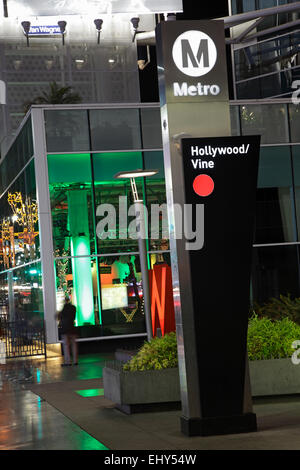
[
  {"x1": 143, "y1": 151, "x2": 169, "y2": 251},
  {"x1": 140, "y1": 108, "x2": 162, "y2": 149},
  {"x1": 55, "y1": 254, "x2": 147, "y2": 338},
  {"x1": 12, "y1": 262, "x2": 44, "y2": 325},
  {"x1": 255, "y1": 146, "x2": 295, "y2": 244},
  {"x1": 89, "y1": 109, "x2": 141, "y2": 151},
  {"x1": 45, "y1": 110, "x2": 89, "y2": 152},
  {"x1": 240, "y1": 104, "x2": 289, "y2": 144},
  {"x1": 0, "y1": 118, "x2": 33, "y2": 195},
  {"x1": 47, "y1": 153, "x2": 95, "y2": 256},
  {"x1": 291, "y1": 146, "x2": 300, "y2": 240},
  {"x1": 0, "y1": 160, "x2": 40, "y2": 271},
  {"x1": 99, "y1": 254, "x2": 146, "y2": 336},
  {"x1": 230, "y1": 106, "x2": 240, "y2": 136},
  {"x1": 251, "y1": 245, "x2": 300, "y2": 305},
  {"x1": 289, "y1": 104, "x2": 300, "y2": 143},
  {"x1": 55, "y1": 257, "x2": 100, "y2": 334},
  {"x1": 0, "y1": 273, "x2": 8, "y2": 321},
  {"x1": 93, "y1": 151, "x2": 143, "y2": 254}
]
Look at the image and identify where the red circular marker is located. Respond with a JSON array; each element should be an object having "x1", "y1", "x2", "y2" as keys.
[{"x1": 193, "y1": 174, "x2": 214, "y2": 197}]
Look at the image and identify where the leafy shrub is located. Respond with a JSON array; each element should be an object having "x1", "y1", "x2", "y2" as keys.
[
  {"x1": 252, "y1": 294, "x2": 300, "y2": 325},
  {"x1": 247, "y1": 315, "x2": 300, "y2": 360},
  {"x1": 123, "y1": 316, "x2": 300, "y2": 371},
  {"x1": 123, "y1": 332, "x2": 178, "y2": 371}
]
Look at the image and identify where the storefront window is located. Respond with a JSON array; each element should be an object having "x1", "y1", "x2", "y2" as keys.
[
  {"x1": 98, "y1": 254, "x2": 146, "y2": 336},
  {"x1": 0, "y1": 160, "x2": 39, "y2": 271},
  {"x1": 291, "y1": 146, "x2": 300, "y2": 241},
  {"x1": 92, "y1": 151, "x2": 143, "y2": 254},
  {"x1": 143, "y1": 151, "x2": 169, "y2": 251},
  {"x1": 12, "y1": 261, "x2": 43, "y2": 325},
  {"x1": 252, "y1": 245, "x2": 300, "y2": 304},
  {"x1": 255, "y1": 146, "x2": 295, "y2": 244},
  {"x1": 47, "y1": 153, "x2": 95, "y2": 256}
]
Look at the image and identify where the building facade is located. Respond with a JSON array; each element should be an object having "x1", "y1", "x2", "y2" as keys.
[{"x1": 0, "y1": 99, "x2": 299, "y2": 346}]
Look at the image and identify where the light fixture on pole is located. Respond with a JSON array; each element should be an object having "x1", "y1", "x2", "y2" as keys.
[
  {"x1": 130, "y1": 17, "x2": 140, "y2": 42},
  {"x1": 21, "y1": 21, "x2": 31, "y2": 47},
  {"x1": 94, "y1": 19, "x2": 103, "y2": 44},
  {"x1": 57, "y1": 20, "x2": 67, "y2": 46},
  {"x1": 114, "y1": 169, "x2": 158, "y2": 341}
]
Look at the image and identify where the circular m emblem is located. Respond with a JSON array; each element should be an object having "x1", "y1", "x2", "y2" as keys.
[{"x1": 172, "y1": 30, "x2": 217, "y2": 77}]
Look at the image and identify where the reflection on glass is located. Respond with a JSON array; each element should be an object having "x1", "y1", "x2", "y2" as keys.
[
  {"x1": 255, "y1": 146, "x2": 294, "y2": 244},
  {"x1": 0, "y1": 161, "x2": 39, "y2": 271},
  {"x1": 99, "y1": 254, "x2": 146, "y2": 335},
  {"x1": 90, "y1": 109, "x2": 141, "y2": 150},
  {"x1": 289, "y1": 105, "x2": 300, "y2": 143},
  {"x1": 12, "y1": 262, "x2": 44, "y2": 325},
  {"x1": 240, "y1": 104, "x2": 289, "y2": 144},
  {"x1": 140, "y1": 108, "x2": 162, "y2": 149},
  {"x1": 47, "y1": 153, "x2": 95, "y2": 255},
  {"x1": 144, "y1": 151, "x2": 169, "y2": 251},
  {"x1": 93, "y1": 151, "x2": 143, "y2": 254},
  {"x1": 252, "y1": 245, "x2": 300, "y2": 304},
  {"x1": 55, "y1": 257, "x2": 99, "y2": 328},
  {"x1": 291, "y1": 146, "x2": 300, "y2": 241},
  {"x1": 45, "y1": 110, "x2": 89, "y2": 152}
]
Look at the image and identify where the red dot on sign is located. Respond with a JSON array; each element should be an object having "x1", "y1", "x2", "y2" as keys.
[{"x1": 193, "y1": 174, "x2": 214, "y2": 197}]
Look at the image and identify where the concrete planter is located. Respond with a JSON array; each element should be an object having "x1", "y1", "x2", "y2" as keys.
[
  {"x1": 249, "y1": 358, "x2": 300, "y2": 396},
  {"x1": 103, "y1": 358, "x2": 300, "y2": 413},
  {"x1": 103, "y1": 366, "x2": 180, "y2": 413}
]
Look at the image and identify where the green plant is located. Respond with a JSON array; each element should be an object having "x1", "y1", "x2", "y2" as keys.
[
  {"x1": 123, "y1": 332, "x2": 178, "y2": 371},
  {"x1": 252, "y1": 294, "x2": 300, "y2": 324},
  {"x1": 247, "y1": 314, "x2": 300, "y2": 360},
  {"x1": 23, "y1": 81, "x2": 82, "y2": 113}
]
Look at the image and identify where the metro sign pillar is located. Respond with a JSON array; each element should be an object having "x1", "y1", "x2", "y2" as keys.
[{"x1": 156, "y1": 20, "x2": 259, "y2": 436}]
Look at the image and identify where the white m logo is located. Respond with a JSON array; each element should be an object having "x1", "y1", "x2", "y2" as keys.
[{"x1": 172, "y1": 30, "x2": 217, "y2": 77}]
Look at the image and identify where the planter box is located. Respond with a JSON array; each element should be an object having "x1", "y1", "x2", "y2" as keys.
[
  {"x1": 103, "y1": 358, "x2": 300, "y2": 414},
  {"x1": 249, "y1": 358, "x2": 300, "y2": 396},
  {"x1": 103, "y1": 366, "x2": 181, "y2": 414}
]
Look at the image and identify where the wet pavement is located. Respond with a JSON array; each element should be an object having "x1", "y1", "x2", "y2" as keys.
[
  {"x1": 0, "y1": 353, "x2": 113, "y2": 450},
  {"x1": 2, "y1": 353, "x2": 300, "y2": 451}
]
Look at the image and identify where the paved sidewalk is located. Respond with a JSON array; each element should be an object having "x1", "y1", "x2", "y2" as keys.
[{"x1": 1, "y1": 353, "x2": 300, "y2": 450}]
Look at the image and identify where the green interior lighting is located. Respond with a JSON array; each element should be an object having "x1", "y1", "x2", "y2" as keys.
[
  {"x1": 68, "y1": 190, "x2": 95, "y2": 326},
  {"x1": 75, "y1": 388, "x2": 104, "y2": 397}
]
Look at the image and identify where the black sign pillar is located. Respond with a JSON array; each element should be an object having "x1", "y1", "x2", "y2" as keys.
[{"x1": 155, "y1": 20, "x2": 260, "y2": 436}]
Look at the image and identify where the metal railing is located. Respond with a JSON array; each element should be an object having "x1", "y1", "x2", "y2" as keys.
[{"x1": 0, "y1": 319, "x2": 46, "y2": 359}]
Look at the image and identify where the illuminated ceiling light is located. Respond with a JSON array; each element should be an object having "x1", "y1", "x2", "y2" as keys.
[
  {"x1": 21, "y1": 21, "x2": 31, "y2": 47},
  {"x1": 45, "y1": 59, "x2": 54, "y2": 70},
  {"x1": 114, "y1": 169, "x2": 158, "y2": 179},
  {"x1": 57, "y1": 20, "x2": 67, "y2": 46},
  {"x1": 13, "y1": 59, "x2": 22, "y2": 70},
  {"x1": 94, "y1": 18, "x2": 103, "y2": 45},
  {"x1": 130, "y1": 17, "x2": 140, "y2": 43},
  {"x1": 75, "y1": 58, "x2": 85, "y2": 69}
]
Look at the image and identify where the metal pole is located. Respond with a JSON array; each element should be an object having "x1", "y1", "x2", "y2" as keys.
[{"x1": 130, "y1": 177, "x2": 153, "y2": 341}]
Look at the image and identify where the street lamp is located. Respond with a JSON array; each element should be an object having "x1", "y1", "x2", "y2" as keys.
[{"x1": 114, "y1": 169, "x2": 158, "y2": 341}]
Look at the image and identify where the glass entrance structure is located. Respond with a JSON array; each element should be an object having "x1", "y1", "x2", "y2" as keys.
[{"x1": 0, "y1": 100, "x2": 300, "y2": 346}]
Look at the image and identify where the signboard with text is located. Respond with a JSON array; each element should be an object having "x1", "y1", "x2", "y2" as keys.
[
  {"x1": 181, "y1": 135, "x2": 260, "y2": 426},
  {"x1": 156, "y1": 19, "x2": 260, "y2": 437}
]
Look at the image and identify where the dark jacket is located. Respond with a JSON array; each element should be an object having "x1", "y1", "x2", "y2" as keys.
[{"x1": 59, "y1": 303, "x2": 76, "y2": 335}]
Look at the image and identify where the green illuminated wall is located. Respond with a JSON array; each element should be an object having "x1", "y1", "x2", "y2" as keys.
[{"x1": 68, "y1": 190, "x2": 95, "y2": 325}]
